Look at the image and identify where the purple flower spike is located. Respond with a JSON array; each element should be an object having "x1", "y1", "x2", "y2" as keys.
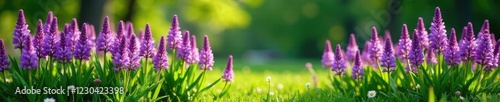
[
  {"x1": 88, "y1": 25, "x2": 96, "y2": 50},
  {"x1": 361, "y1": 41, "x2": 374, "y2": 67},
  {"x1": 398, "y1": 24, "x2": 412, "y2": 60},
  {"x1": 426, "y1": 49, "x2": 437, "y2": 65},
  {"x1": 332, "y1": 44, "x2": 346, "y2": 75},
  {"x1": 352, "y1": 51, "x2": 363, "y2": 80},
  {"x1": 20, "y1": 37, "x2": 38, "y2": 70},
  {"x1": 444, "y1": 28, "x2": 460, "y2": 66},
  {"x1": 489, "y1": 40, "x2": 500, "y2": 70},
  {"x1": 381, "y1": 38, "x2": 396, "y2": 72},
  {"x1": 474, "y1": 26, "x2": 493, "y2": 66},
  {"x1": 44, "y1": 11, "x2": 53, "y2": 35},
  {"x1": 74, "y1": 23, "x2": 91, "y2": 61},
  {"x1": 97, "y1": 16, "x2": 114, "y2": 52},
  {"x1": 55, "y1": 24, "x2": 73, "y2": 63},
  {"x1": 222, "y1": 55, "x2": 234, "y2": 82},
  {"x1": 128, "y1": 35, "x2": 141, "y2": 70},
  {"x1": 12, "y1": 9, "x2": 31, "y2": 49},
  {"x1": 113, "y1": 36, "x2": 129, "y2": 71},
  {"x1": 138, "y1": 30, "x2": 145, "y2": 41},
  {"x1": 111, "y1": 21, "x2": 126, "y2": 55},
  {"x1": 346, "y1": 34, "x2": 359, "y2": 62},
  {"x1": 0, "y1": 39, "x2": 11, "y2": 71},
  {"x1": 459, "y1": 22, "x2": 476, "y2": 61},
  {"x1": 191, "y1": 35, "x2": 200, "y2": 64},
  {"x1": 34, "y1": 20, "x2": 45, "y2": 58},
  {"x1": 177, "y1": 30, "x2": 193, "y2": 62},
  {"x1": 479, "y1": 20, "x2": 489, "y2": 37},
  {"x1": 126, "y1": 22, "x2": 134, "y2": 38},
  {"x1": 384, "y1": 30, "x2": 392, "y2": 42},
  {"x1": 409, "y1": 29, "x2": 424, "y2": 69},
  {"x1": 154, "y1": 36, "x2": 169, "y2": 70},
  {"x1": 199, "y1": 35, "x2": 214, "y2": 70},
  {"x1": 69, "y1": 18, "x2": 80, "y2": 50},
  {"x1": 322, "y1": 40, "x2": 334, "y2": 69},
  {"x1": 42, "y1": 17, "x2": 59, "y2": 57},
  {"x1": 116, "y1": 21, "x2": 126, "y2": 40},
  {"x1": 369, "y1": 26, "x2": 383, "y2": 61},
  {"x1": 167, "y1": 15, "x2": 183, "y2": 50},
  {"x1": 140, "y1": 23, "x2": 156, "y2": 58},
  {"x1": 429, "y1": 7, "x2": 448, "y2": 53},
  {"x1": 416, "y1": 17, "x2": 429, "y2": 49}
]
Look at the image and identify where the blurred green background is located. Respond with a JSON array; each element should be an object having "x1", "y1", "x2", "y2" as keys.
[{"x1": 0, "y1": 0, "x2": 499, "y2": 61}]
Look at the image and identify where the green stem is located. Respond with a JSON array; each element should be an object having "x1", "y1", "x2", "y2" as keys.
[
  {"x1": 2, "y1": 72, "x2": 6, "y2": 83},
  {"x1": 144, "y1": 57, "x2": 149, "y2": 76},
  {"x1": 28, "y1": 70, "x2": 32, "y2": 86},
  {"x1": 103, "y1": 51, "x2": 107, "y2": 68}
]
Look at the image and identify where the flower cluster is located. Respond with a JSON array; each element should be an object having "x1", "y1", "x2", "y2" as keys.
[{"x1": 319, "y1": 7, "x2": 498, "y2": 81}]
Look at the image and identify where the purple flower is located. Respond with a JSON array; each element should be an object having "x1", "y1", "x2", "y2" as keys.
[
  {"x1": 44, "y1": 11, "x2": 53, "y2": 36},
  {"x1": 352, "y1": 51, "x2": 363, "y2": 80},
  {"x1": 426, "y1": 49, "x2": 437, "y2": 65},
  {"x1": 361, "y1": 41, "x2": 375, "y2": 67},
  {"x1": 126, "y1": 22, "x2": 134, "y2": 38},
  {"x1": 111, "y1": 21, "x2": 126, "y2": 55},
  {"x1": 34, "y1": 20, "x2": 45, "y2": 58},
  {"x1": 369, "y1": 26, "x2": 383, "y2": 61},
  {"x1": 346, "y1": 34, "x2": 359, "y2": 62},
  {"x1": 474, "y1": 24, "x2": 493, "y2": 66},
  {"x1": 74, "y1": 23, "x2": 91, "y2": 61},
  {"x1": 199, "y1": 35, "x2": 214, "y2": 70},
  {"x1": 191, "y1": 35, "x2": 200, "y2": 64},
  {"x1": 69, "y1": 18, "x2": 80, "y2": 51},
  {"x1": 112, "y1": 36, "x2": 129, "y2": 71},
  {"x1": 42, "y1": 17, "x2": 59, "y2": 57},
  {"x1": 12, "y1": 9, "x2": 31, "y2": 49},
  {"x1": 138, "y1": 30, "x2": 145, "y2": 42},
  {"x1": 55, "y1": 24, "x2": 73, "y2": 63},
  {"x1": 0, "y1": 39, "x2": 11, "y2": 71},
  {"x1": 332, "y1": 44, "x2": 346, "y2": 75},
  {"x1": 97, "y1": 16, "x2": 114, "y2": 52},
  {"x1": 429, "y1": 7, "x2": 448, "y2": 53},
  {"x1": 489, "y1": 40, "x2": 500, "y2": 71},
  {"x1": 128, "y1": 35, "x2": 141, "y2": 70},
  {"x1": 409, "y1": 29, "x2": 424, "y2": 68},
  {"x1": 177, "y1": 31, "x2": 193, "y2": 63},
  {"x1": 20, "y1": 37, "x2": 38, "y2": 70},
  {"x1": 478, "y1": 20, "x2": 489, "y2": 37},
  {"x1": 444, "y1": 28, "x2": 460, "y2": 66},
  {"x1": 381, "y1": 38, "x2": 396, "y2": 72},
  {"x1": 416, "y1": 17, "x2": 429, "y2": 49},
  {"x1": 222, "y1": 55, "x2": 234, "y2": 82},
  {"x1": 167, "y1": 15, "x2": 183, "y2": 50},
  {"x1": 458, "y1": 22, "x2": 476, "y2": 61},
  {"x1": 322, "y1": 40, "x2": 334, "y2": 69},
  {"x1": 140, "y1": 23, "x2": 156, "y2": 58},
  {"x1": 154, "y1": 36, "x2": 169, "y2": 70},
  {"x1": 87, "y1": 24, "x2": 96, "y2": 51},
  {"x1": 398, "y1": 24, "x2": 412, "y2": 60}
]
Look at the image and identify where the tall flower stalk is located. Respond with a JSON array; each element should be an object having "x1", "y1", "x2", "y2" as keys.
[
  {"x1": 140, "y1": 23, "x2": 156, "y2": 73},
  {"x1": 74, "y1": 23, "x2": 91, "y2": 69},
  {"x1": 97, "y1": 16, "x2": 113, "y2": 68},
  {"x1": 12, "y1": 9, "x2": 31, "y2": 51}
]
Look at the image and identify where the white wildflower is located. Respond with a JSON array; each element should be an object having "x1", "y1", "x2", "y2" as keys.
[
  {"x1": 266, "y1": 76, "x2": 271, "y2": 82},
  {"x1": 367, "y1": 90, "x2": 376, "y2": 98},
  {"x1": 44, "y1": 98, "x2": 56, "y2": 102}
]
